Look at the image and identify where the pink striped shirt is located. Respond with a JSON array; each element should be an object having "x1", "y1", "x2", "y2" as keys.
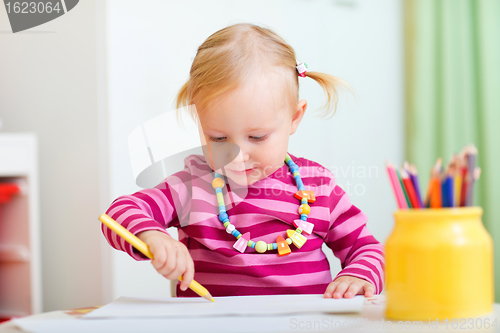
[{"x1": 103, "y1": 153, "x2": 385, "y2": 297}]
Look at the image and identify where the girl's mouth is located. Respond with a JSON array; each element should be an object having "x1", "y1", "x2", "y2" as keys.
[{"x1": 230, "y1": 168, "x2": 255, "y2": 175}]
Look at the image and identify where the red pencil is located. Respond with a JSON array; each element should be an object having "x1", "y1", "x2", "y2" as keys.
[
  {"x1": 400, "y1": 168, "x2": 421, "y2": 208},
  {"x1": 459, "y1": 148, "x2": 469, "y2": 207}
]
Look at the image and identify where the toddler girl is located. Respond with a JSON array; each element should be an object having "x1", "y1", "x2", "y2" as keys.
[{"x1": 103, "y1": 23, "x2": 384, "y2": 299}]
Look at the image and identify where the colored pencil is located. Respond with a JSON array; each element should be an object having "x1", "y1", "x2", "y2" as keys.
[
  {"x1": 441, "y1": 174, "x2": 454, "y2": 208},
  {"x1": 465, "y1": 145, "x2": 478, "y2": 206},
  {"x1": 396, "y1": 169, "x2": 412, "y2": 208},
  {"x1": 460, "y1": 148, "x2": 470, "y2": 206},
  {"x1": 466, "y1": 167, "x2": 481, "y2": 207},
  {"x1": 409, "y1": 164, "x2": 424, "y2": 208},
  {"x1": 430, "y1": 158, "x2": 443, "y2": 208},
  {"x1": 385, "y1": 144, "x2": 480, "y2": 209},
  {"x1": 441, "y1": 159, "x2": 455, "y2": 207},
  {"x1": 425, "y1": 178, "x2": 432, "y2": 208},
  {"x1": 454, "y1": 154, "x2": 463, "y2": 207},
  {"x1": 386, "y1": 162, "x2": 408, "y2": 209},
  {"x1": 400, "y1": 168, "x2": 421, "y2": 208},
  {"x1": 99, "y1": 213, "x2": 214, "y2": 302}
]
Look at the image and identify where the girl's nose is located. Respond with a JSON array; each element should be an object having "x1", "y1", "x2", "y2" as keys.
[
  {"x1": 227, "y1": 141, "x2": 250, "y2": 169},
  {"x1": 237, "y1": 143, "x2": 250, "y2": 163}
]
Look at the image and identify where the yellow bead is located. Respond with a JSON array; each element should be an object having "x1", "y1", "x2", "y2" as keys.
[
  {"x1": 298, "y1": 204, "x2": 310, "y2": 215},
  {"x1": 212, "y1": 178, "x2": 225, "y2": 189},
  {"x1": 255, "y1": 241, "x2": 267, "y2": 253},
  {"x1": 286, "y1": 238, "x2": 292, "y2": 245}
]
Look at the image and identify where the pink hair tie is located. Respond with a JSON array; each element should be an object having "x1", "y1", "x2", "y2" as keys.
[{"x1": 296, "y1": 60, "x2": 308, "y2": 77}]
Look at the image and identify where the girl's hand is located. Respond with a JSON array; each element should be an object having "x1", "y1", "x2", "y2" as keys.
[
  {"x1": 136, "y1": 230, "x2": 195, "y2": 292},
  {"x1": 324, "y1": 275, "x2": 375, "y2": 299}
]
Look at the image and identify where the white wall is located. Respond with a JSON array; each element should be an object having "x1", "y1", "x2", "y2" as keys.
[
  {"x1": 105, "y1": 0, "x2": 404, "y2": 301},
  {"x1": 0, "y1": 1, "x2": 104, "y2": 311}
]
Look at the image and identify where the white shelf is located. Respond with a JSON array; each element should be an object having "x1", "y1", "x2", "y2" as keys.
[{"x1": 0, "y1": 133, "x2": 41, "y2": 316}]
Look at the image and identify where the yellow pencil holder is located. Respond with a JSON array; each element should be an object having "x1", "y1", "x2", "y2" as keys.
[{"x1": 385, "y1": 207, "x2": 494, "y2": 321}]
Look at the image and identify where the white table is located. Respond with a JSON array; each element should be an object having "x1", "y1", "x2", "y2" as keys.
[{"x1": 1, "y1": 295, "x2": 499, "y2": 333}]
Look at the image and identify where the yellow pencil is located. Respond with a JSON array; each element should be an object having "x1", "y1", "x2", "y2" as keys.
[{"x1": 99, "y1": 213, "x2": 214, "y2": 302}]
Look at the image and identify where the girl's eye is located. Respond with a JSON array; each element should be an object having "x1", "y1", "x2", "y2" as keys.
[
  {"x1": 209, "y1": 137, "x2": 226, "y2": 142},
  {"x1": 250, "y1": 135, "x2": 268, "y2": 141},
  {"x1": 209, "y1": 135, "x2": 268, "y2": 142}
]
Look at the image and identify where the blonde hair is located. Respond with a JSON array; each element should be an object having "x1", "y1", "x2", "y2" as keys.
[{"x1": 175, "y1": 23, "x2": 352, "y2": 121}]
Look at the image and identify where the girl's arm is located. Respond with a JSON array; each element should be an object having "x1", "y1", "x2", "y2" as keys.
[
  {"x1": 324, "y1": 183, "x2": 385, "y2": 294},
  {"x1": 102, "y1": 180, "x2": 183, "y2": 261}
]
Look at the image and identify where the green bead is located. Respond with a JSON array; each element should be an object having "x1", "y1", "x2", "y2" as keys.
[
  {"x1": 296, "y1": 228, "x2": 302, "y2": 234},
  {"x1": 224, "y1": 221, "x2": 230, "y2": 227},
  {"x1": 216, "y1": 192, "x2": 224, "y2": 205},
  {"x1": 255, "y1": 241, "x2": 267, "y2": 253}
]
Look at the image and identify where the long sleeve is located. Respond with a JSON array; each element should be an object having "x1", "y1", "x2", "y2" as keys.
[
  {"x1": 324, "y1": 180, "x2": 385, "y2": 293},
  {"x1": 102, "y1": 175, "x2": 187, "y2": 261}
]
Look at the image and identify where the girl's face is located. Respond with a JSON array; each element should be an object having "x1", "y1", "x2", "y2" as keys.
[{"x1": 198, "y1": 77, "x2": 307, "y2": 186}]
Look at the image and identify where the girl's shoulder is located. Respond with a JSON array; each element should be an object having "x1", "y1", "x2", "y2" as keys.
[
  {"x1": 183, "y1": 154, "x2": 210, "y2": 172},
  {"x1": 289, "y1": 153, "x2": 335, "y2": 178},
  {"x1": 288, "y1": 153, "x2": 336, "y2": 193},
  {"x1": 154, "y1": 154, "x2": 211, "y2": 190}
]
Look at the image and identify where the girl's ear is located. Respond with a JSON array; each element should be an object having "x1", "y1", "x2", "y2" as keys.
[{"x1": 290, "y1": 100, "x2": 307, "y2": 135}]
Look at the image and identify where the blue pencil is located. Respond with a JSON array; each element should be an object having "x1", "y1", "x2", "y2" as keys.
[{"x1": 442, "y1": 175, "x2": 454, "y2": 208}]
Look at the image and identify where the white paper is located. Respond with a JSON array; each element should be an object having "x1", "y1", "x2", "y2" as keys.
[
  {"x1": 84, "y1": 294, "x2": 364, "y2": 319},
  {"x1": 13, "y1": 313, "x2": 363, "y2": 333}
]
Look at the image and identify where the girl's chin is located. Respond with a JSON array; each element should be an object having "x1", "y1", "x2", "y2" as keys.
[{"x1": 225, "y1": 174, "x2": 260, "y2": 187}]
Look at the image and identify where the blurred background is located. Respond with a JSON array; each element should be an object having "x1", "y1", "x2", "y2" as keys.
[{"x1": 0, "y1": 0, "x2": 498, "y2": 314}]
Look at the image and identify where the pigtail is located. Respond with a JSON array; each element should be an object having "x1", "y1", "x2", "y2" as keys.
[
  {"x1": 176, "y1": 81, "x2": 189, "y2": 111},
  {"x1": 304, "y1": 71, "x2": 355, "y2": 119}
]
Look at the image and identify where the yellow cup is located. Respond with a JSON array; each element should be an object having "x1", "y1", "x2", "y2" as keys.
[{"x1": 385, "y1": 207, "x2": 494, "y2": 321}]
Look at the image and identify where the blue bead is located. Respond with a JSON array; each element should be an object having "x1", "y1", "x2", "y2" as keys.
[
  {"x1": 215, "y1": 187, "x2": 222, "y2": 193},
  {"x1": 232, "y1": 230, "x2": 240, "y2": 237},
  {"x1": 272, "y1": 243, "x2": 277, "y2": 250},
  {"x1": 251, "y1": 242, "x2": 256, "y2": 248},
  {"x1": 290, "y1": 165, "x2": 299, "y2": 173},
  {"x1": 301, "y1": 214, "x2": 308, "y2": 221},
  {"x1": 218, "y1": 206, "x2": 226, "y2": 213},
  {"x1": 214, "y1": 172, "x2": 223, "y2": 178},
  {"x1": 219, "y1": 212, "x2": 228, "y2": 221},
  {"x1": 295, "y1": 178, "x2": 305, "y2": 190},
  {"x1": 286, "y1": 160, "x2": 295, "y2": 166}
]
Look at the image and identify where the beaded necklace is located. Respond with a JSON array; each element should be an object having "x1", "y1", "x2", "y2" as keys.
[{"x1": 211, "y1": 153, "x2": 315, "y2": 256}]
